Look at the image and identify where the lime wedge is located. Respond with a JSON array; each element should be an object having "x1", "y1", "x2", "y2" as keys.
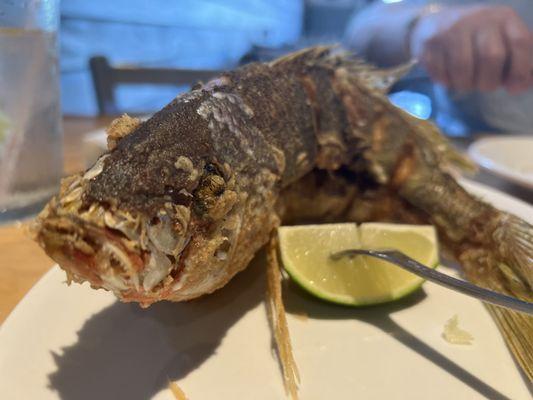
[{"x1": 278, "y1": 223, "x2": 438, "y2": 306}]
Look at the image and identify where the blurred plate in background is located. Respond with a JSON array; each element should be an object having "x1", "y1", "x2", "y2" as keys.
[
  {"x1": 82, "y1": 128, "x2": 107, "y2": 167},
  {"x1": 468, "y1": 136, "x2": 533, "y2": 190}
]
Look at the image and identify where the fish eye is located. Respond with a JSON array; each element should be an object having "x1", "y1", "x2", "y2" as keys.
[{"x1": 204, "y1": 163, "x2": 221, "y2": 175}]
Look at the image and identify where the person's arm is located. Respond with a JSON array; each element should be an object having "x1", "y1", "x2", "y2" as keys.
[
  {"x1": 344, "y1": 2, "x2": 428, "y2": 67},
  {"x1": 345, "y1": 2, "x2": 533, "y2": 93}
]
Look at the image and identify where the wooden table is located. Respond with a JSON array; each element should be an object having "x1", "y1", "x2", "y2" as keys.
[
  {"x1": 0, "y1": 118, "x2": 531, "y2": 323},
  {"x1": 0, "y1": 117, "x2": 112, "y2": 323}
]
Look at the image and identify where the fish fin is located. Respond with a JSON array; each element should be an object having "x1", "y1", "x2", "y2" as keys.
[
  {"x1": 459, "y1": 261, "x2": 533, "y2": 382},
  {"x1": 266, "y1": 231, "x2": 300, "y2": 399},
  {"x1": 356, "y1": 60, "x2": 418, "y2": 93},
  {"x1": 487, "y1": 305, "x2": 533, "y2": 381},
  {"x1": 270, "y1": 46, "x2": 414, "y2": 94},
  {"x1": 459, "y1": 214, "x2": 533, "y2": 381},
  {"x1": 269, "y1": 45, "x2": 334, "y2": 68},
  {"x1": 493, "y1": 214, "x2": 533, "y2": 292},
  {"x1": 339, "y1": 56, "x2": 416, "y2": 93}
]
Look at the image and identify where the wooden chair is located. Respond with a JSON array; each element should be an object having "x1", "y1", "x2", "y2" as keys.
[{"x1": 89, "y1": 56, "x2": 223, "y2": 115}]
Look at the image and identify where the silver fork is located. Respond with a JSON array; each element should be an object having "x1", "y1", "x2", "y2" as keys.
[{"x1": 330, "y1": 249, "x2": 533, "y2": 315}]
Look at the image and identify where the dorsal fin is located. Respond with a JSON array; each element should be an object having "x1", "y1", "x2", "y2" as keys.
[
  {"x1": 268, "y1": 45, "x2": 334, "y2": 68},
  {"x1": 270, "y1": 46, "x2": 415, "y2": 93},
  {"x1": 353, "y1": 60, "x2": 417, "y2": 92}
]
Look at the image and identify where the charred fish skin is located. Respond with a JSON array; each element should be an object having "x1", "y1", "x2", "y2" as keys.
[
  {"x1": 85, "y1": 57, "x2": 325, "y2": 212},
  {"x1": 33, "y1": 47, "x2": 532, "y2": 378},
  {"x1": 33, "y1": 46, "x2": 532, "y2": 304},
  {"x1": 33, "y1": 46, "x2": 532, "y2": 302},
  {"x1": 33, "y1": 48, "x2": 384, "y2": 304},
  {"x1": 33, "y1": 49, "x2": 338, "y2": 305}
]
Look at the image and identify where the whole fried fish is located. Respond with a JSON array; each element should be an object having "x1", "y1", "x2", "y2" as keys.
[{"x1": 33, "y1": 47, "x2": 532, "y2": 379}]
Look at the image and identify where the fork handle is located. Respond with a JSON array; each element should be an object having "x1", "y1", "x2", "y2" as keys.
[{"x1": 332, "y1": 249, "x2": 533, "y2": 315}]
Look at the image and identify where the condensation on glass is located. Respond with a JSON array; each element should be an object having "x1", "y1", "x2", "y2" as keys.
[{"x1": 0, "y1": 0, "x2": 62, "y2": 221}]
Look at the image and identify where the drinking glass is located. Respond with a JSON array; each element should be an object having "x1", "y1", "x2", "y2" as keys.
[{"x1": 0, "y1": 0, "x2": 62, "y2": 221}]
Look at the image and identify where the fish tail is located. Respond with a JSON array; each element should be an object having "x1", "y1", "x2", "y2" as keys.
[
  {"x1": 486, "y1": 304, "x2": 533, "y2": 380},
  {"x1": 489, "y1": 213, "x2": 533, "y2": 292},
  {"x1": 398, "y1": 165, "x2": 533, "y2": 379},
  {"x1": 458, "y1": 216, "x2": 533, "y2": 381}
]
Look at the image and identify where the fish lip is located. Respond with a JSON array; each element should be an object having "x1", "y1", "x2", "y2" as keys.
[
  {"x1": 35, "y1": 217, "x2": 102, "y2": 287},
  {"x1": 35, "y1": 213, "x2": 144, "y2": 294},
  {"x1": 35, "y1": 180, "x2": 197, "y2": 300},
  {"x1": 35, "y1": 209, "x2": 191, "y2": 299}
]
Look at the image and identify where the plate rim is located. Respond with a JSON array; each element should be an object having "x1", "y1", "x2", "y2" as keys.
[{"x1": 468, "y1": 136, "x2": 533, "y2": 190}]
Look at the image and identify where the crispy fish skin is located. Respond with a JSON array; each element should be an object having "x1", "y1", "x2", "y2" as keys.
[
  {"x1": 33, "y1": 47, "x2": 532, "y2": 378},
  {"x1": 31, "y1": 45, "x2": 532, "y2": 305},
  {"x1": 33, "y1": 50, "x2": 325, "y2": 305}
]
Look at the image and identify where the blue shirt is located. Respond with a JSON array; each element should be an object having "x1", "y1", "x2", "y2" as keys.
[{"x1": 60, "y1": 0, "x2": 303, "y2": 115}]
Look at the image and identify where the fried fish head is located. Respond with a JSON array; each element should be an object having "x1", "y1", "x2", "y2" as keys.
[{"x1": 31, "y1": 151, "x2": 254, "y2": 307}]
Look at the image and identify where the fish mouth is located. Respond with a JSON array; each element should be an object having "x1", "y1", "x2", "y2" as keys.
[
  {"x1": 32, "y1": 176, "x2": 191, "y2": 306},
  {"x1": 34, "y1": 209, "x2": 191, "y2": 306},
  {"x1": 34, "y1": 213, "x2": 148, "y2": 295}
]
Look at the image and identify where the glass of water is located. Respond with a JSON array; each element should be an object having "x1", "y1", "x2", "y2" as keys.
[{"x1": 0, "y1": 0, "x2": 62, "y2": 221}]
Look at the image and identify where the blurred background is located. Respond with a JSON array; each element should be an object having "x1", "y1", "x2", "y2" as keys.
[
  {"x1": 59, "y1": 0, "x2": 533, "y2": 137},
  {"x1": 60, "y1": 0, "x2": 369, "y2": 116}
]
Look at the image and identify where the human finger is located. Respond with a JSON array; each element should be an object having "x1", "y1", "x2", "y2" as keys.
[
  {"x1": 502, "y1": 19, "x2": 533, "y2": 93},
  {"x1": 445, "y1": 30, "x2": 475, "y2": 91},
  {"x1": 473, "y1": 26, "x2": 507, "y2": 91}
]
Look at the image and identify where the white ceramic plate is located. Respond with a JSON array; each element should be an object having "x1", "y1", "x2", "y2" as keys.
[
  {"x1": 0, "y1": 180, "x2": 531, "y2": 400},
  {"x1": 82, "y1": 128, "x2": 107, "y2": 167},
  {"x1": 469, "y1": 136, "x2": 533, "y2": 189}
]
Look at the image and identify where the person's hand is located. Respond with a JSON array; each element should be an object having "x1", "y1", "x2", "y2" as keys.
[{"x1": 409, "y1": 5, "x2": 533, "y2": 93}]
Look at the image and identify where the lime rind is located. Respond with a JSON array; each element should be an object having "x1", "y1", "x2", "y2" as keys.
[
  {"x1": 284, "y1": 261, "x2": 439, "y2": 307},
  {"x1": 278, "y1": 223, "x2": 439, "y2": 307}
]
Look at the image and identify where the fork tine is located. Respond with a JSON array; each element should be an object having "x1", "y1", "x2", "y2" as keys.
[{"x1": 330, "y1": 249, "x2": 533, "y2": 315}]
